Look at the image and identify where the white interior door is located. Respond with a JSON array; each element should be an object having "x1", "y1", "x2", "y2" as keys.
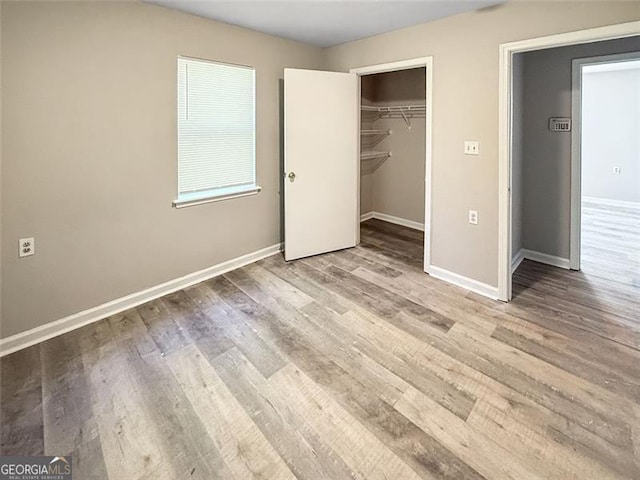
[{"x1": 284, "y1": 68, "x2": 359, "y2": 261}]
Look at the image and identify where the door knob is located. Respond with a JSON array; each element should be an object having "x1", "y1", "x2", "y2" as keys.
[{"x1": 288, "y1": 172, "x2": 296, "y2": 182}]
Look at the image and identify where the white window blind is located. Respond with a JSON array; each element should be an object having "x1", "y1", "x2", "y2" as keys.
[{"x1": 176, "y1": 56, "x2": 257, "y2": 206}]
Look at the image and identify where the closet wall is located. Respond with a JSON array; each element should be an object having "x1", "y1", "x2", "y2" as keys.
[{"x1": 361, "y1": 68, "x2": 426, "y2": 225}]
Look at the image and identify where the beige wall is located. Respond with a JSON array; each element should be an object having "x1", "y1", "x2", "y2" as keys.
[
  {"x1": 1, "y1": 1, "x2": 325, "y2": 338},
  {"x1": 325, "y1": 1, "x2": 640, "y2": 286},
  {"x1": 3, "y1": 1, "x2": 640, "y2": 339},
  {"x1": 373, "y1": 116, "x2": 426, "y2": 224},
  {"x1": 519, "y1": 37, "x2": 640, "y2": 259},
  {"x1": 360, "y1": 174, "x2": 373, "y2": 215},
  {"x1": 360, "y1": 68, "x2": 426, "y2": 224}
]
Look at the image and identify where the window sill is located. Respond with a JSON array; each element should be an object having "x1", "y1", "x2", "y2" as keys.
[{"x1": 173, "y1": 185, "x2": 261, "y2": 209}]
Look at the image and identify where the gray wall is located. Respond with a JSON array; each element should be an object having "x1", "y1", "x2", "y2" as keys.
[
  {"x1": 1, "y1": 1, "x2": 325, "y2": 338},
  {"x1": 582, "y1": 65, "x2": 640, "y2": 203},
  {"x1": 360, "y1": 68, "x2": 426, "y2": 224},
  {"x1": 326, "y1": 1, "x2": 640, "y2": 285},
  {"x1": 517, "y1": 36, "x2": 640, "y2": 260},
  {"x1": 511, "y1": 53, "x2": 525, "y2": 258}
]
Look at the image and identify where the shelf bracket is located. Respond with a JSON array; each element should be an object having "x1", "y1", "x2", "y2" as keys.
[{"x1": 400, "y1": 110, "x2": 411, "y2": 129}]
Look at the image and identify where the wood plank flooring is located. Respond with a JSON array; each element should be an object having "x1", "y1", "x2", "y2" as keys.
[
  {"x1": 1, "y1": 218, "x2": 639, "y2": 479},
  {"x1": 580, "y1": 199, "x2": 639, "y2": 288}
]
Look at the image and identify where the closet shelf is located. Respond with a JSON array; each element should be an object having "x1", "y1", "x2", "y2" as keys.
[
  {"x1": 361, "y1": 129, "x2": 391, "y2": 147},
  {"x1": 361, "y1": 150, "x2": 391, "y2": 160},
  {"x1": 361, "y1": 129, "x2": 391, "y2": 136},
  {"x1": 361, "y1": 104, "x2": 425, "y2": 113},
  {"x1": 360, "y1": 150, "x2": 391, "y2": 175},
  {"x1": 361, "y1": 104, "x2": 426, "y2": 128}
]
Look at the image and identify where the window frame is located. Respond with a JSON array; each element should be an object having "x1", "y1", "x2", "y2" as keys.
[{"x1": 173, "y1": 55, "x2": 260, "y2": 209}]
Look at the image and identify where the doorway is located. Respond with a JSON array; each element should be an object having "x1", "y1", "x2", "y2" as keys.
[
  {"x1": 282, "y1": 59, "x2": 432, "y2": 266},
  {"x1": 570, "y1": 54, "x2": 640, "y2": 288},
  {"x1": 497, "y1": 21, "x2": 640, "y2": 301},
  {"x1": 350, "y1": 58, "x2": 433, "y2": 272}
]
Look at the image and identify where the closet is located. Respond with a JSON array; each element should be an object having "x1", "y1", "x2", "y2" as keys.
[{"x1": 359, "y1": 68, "x2": 427, "y2": 236}]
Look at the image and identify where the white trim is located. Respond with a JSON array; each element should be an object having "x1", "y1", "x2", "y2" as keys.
[
  {"x1": 0, "y1": 243, "x2": 283, "y2": 357},
  {"x1": 350, "y1": 58, "x2": 430, "y2": 76},
  {"x1": 428, "y1": 265, "x2": 499, "y2": 300},
  {"x1": 498, "y1": 21, "x2": 640, "y2": 53},
  {"x1": 360, "y1": 211, "x2": 375, "y2": 222},
  {"x1": 512, "y1": 248, "x2": 525, "y2": 272},
  {"x1": 498, "y1": 40, "x2": 512, "y2": 301},
  {"x1": 571, "y1": 52, "x2": 640, "y2": 270},
  {"x1": 356, "y1": 75, "x2": 362, "y2": 246},
  {"x1": 173, "y1": 186, "x2": 261, "y2": 209},
  {"x1": 498, "y1": 21, "x2": 640, "y2": 301},
  {"x1": 424, "y1": 60, "x2": 434, "y2": 274},
  {"x1": 350, "y1": 56, "x2": 433, "y2": 273},
  {"x1": 570, "y1": 57, "x2": 583, "y2": 270},
  {"x1": 360, "y1": 211, "x2": 424, "y2": 231},
  {"x1": 582, "y1": 196, "x2": 640, "y2": 210},
  {"x1": 520, "y1": 249, "x2": 570, "y2": 270}
]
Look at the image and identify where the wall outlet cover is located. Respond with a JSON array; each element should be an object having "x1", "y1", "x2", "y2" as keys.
[{"x1": 19, "y1": 237, "x2": 35, "y2": 258}]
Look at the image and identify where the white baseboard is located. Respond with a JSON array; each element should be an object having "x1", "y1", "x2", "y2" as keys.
[
  {"x1": 428, "y1": 265, "x2": 499, "y2": 300},
  {"x1": 0, "y1": 243, "x2": 283, "y2": 357},
  {"x1": 518, "y1": 249, "x2": 570, "y2": 270},
  {"x1": 582, "y1": 196, "x2": 640, "y2": 210},
  {"x1": 360, "y1": 211, "x2": 375, "y2": 222},
  {"x1": 512, "y1": 248, "x2": 525, "y2": 272},
  {"x1": 360, "y1": 211, "x2": 424, "y2": 231}
]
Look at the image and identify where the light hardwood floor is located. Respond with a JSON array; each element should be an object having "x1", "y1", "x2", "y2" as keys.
[
  {"x1": 1, "y1": 219, "x2": 639, "y2": 479},
  {"x1": 580, "y1": 199, "x2": 639, "y2": 288}
]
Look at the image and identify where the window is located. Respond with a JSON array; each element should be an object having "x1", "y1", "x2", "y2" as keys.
[{"x1": 174, "y1": 56, "x2": 259, "y2": 208}]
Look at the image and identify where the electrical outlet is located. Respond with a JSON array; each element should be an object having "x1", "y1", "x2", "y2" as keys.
[
  {"x1": 19, "y1": 237, "x2": 35, "y2": 258},
  {"x1": 613, "y1": 166, "x2": 621, "y2": 174},
  {"x1": 464, "y1": 141, "x2": 479, "y2": 156},
  {"x1": 468, "y1": 210, "x2": 479, "y2": 225}
]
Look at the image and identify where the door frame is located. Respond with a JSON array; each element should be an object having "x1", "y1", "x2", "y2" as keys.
[
  {"x1": 349, "y1": 57, "x2": 434, "y2": 273},
  {"x1": 497, "y1": 21, "x2": 640, "y2": 301},
  {"x1": 570, "y1": 51, "x2": 640, "y2": 270}
]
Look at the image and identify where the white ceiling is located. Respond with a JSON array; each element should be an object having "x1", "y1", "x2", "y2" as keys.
[{"x1": 147, "y1": 1, "x2": 505, "y2": 48}]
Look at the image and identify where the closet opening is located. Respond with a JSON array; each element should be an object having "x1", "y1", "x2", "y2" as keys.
[{"x1": 351, "y1": 58, "x2": 433, "y2": 272}]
